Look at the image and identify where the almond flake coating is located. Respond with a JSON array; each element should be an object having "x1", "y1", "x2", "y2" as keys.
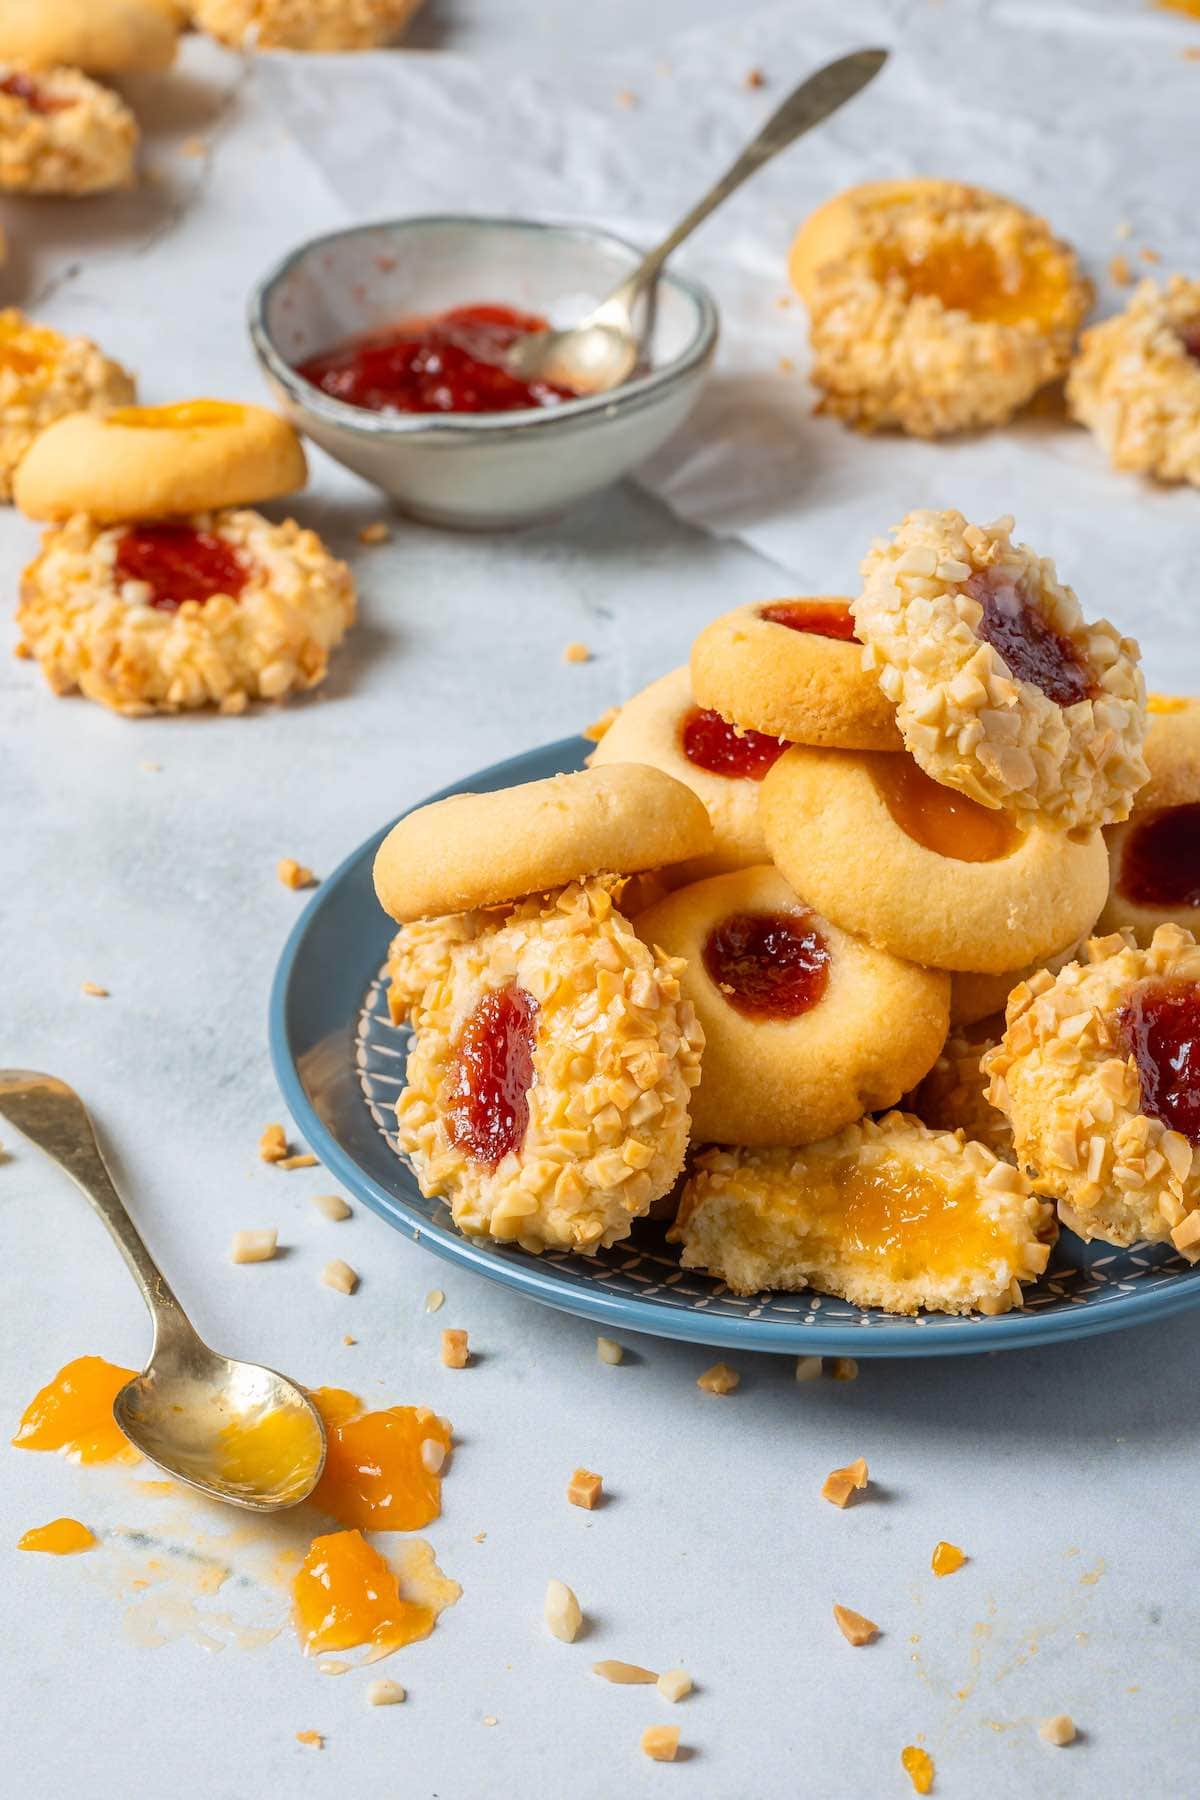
[
  {"x1": 0, "y1": 311, "x2": 134, "y2": 500},
  {"x1": 854, "y1": 509, "x2": 1147, "y2": 829},
  {"x1": 983, "y1": 924, "x2": 1200, "y2": 1252},
  {"x1": 193, "y1": 0, "x2": 423, "y2": 50},
  {"x1": 17, "y1": 509, "x2": 355, "y2": 715},
  {"x1": 389, "y1": 882, "x2": 704, "y2": 1253},
  {"x1": 1067, "y1": 278, "x2": 1200, "y2": 487},
  {"x1": 0, "y1": 64, "x2": 136, "y2": 195}
]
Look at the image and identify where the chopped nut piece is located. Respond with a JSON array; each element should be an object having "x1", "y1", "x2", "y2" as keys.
[
  {"x1": 421, "y1": 1438, "x2": 446, "y2": 1474},
  {"x1": 295, "y1": 1730, "x2": 323, "y2": 1748},
  {"x1": 822, "y1": 1456, "x2": 869, "y2": 1508},
  {"x1": 641, "y1": 1726, "x2": 680, "y2": 1762},
  {"x1": 482, "y1": 1715, "x2": 499, "y2": 1727},
  {"x1": 615, "y1": 88, "x2": 638, "y2": 109},
  {"x1": 80, "y1": 981, "x2": 109, "y2": 997},
  {"x1": 366, "y1": 1679, "x2": 405, "y2": 1706},
  {"x1": 358, "y1": 521, "x2": 391, "y2": 545},
  {"x1": 180, "y1": 135, "x2": 207, "y2": 158},
  {"x1": 1039, "y1": 1714, "x2": 1076, "y2": 1746},
  {"x1": 594, "y1": 1660, "x2": 657, "y2": 1684},
  {"x1": 544, "y1": 1578, "x2": 583, "y2": 1642},
  {"x1": 830, "y1": 1357, "x2": 858, "y2": 1382},
  {"x1": 259, "y1": 1123, "x2": 288, "y2": 1163},
  {"x1": 441, "y1": 1328, "x2": 469, "y2": 1368},
  {"x1": 568, "y1": 1468, "x2": 603, "y2": 1510},
  {"x1": 311, "y1": 1193, "x2": 352, "y2": 1222},
  {"x1": 582, "y1": 706, "x2": 620, "y2": 743},
  {"x1": 901, "y1": 1745, "x2": 934, "y2": 1793},
  {"x1": 277, "y1": 1153, "x2": 318, "y2": 1170},
  {"x1": 1108, "y1": 253, "x2": 1133, "y2": 286},
  {"x1": 277, "y1": 858, "x2": 316, "y2": 890},
  {"x1": 318, "y1": 1660, "x2": 350, "y2": 1675},
  {"x1": 474, "y1": 1531, "x2": 486, "y2": 1543},
  {"x1": 745, "y1": 66, "x2": 765, "y2": 87},
  {"x1": 931, "y1": 1540, "x2": 966, "y2": 1577},
  {"x1": 1171, "y1": 1210, "x2": 1200, "y2": 1256},
  {"x1": 562, "y1": 641, "x2": 591, "y2": 664},
  {"x1": 321, "y1": 1259, "x2": 359, "y2": 1295},
  {"x1": 230, "y1": 1228, "x2": 277, "y2": 1265},
  {"x1": 596, "y1": 1335, "x2": 624, "y2": 1365},
  {"x1": 1141, "y1": 246, "x2": 1161, "y2": 263},
  {"x1": 342, "y1": 1334, "x2": 356, "y2": 1346},
  {"x1": 697, "y1": 1362, "x2": 739, "y2": 1395},
  {"x1": 779, "y1": 355, "x2": 796, "y2": 373},
  {"x1": 794, "y1": 1355, "x2": 822, "y2": 1382},
  {"x1": 833, "y1": 1604, "x2": 878, "y2": 1646},
  {"x1": 140, "y1": 760, "x2": 162, "y2": 772},
  {"x1": 425, "y1": 1289, "x2": 445, "y2": 1313},
  {"x1": 657, "y1": 1668, "x2": 692, "y2": 1703}
]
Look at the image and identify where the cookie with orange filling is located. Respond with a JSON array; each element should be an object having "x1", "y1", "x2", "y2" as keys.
[
  {"x1": 0, "y1": 62, "x2": 136, "y2": 194},
  {"x1": 1067, "y1": 278, "x2": 1200, "y2": 489},
  {"x1": 0, "y1": 309, "x2": 134, "y2": 501},
  {"x1": 760, "y1": 744, "x2": 1109, "y2": 974},
  {"x1": 635, "y1": 865, "x2": 948, "y2": 1147},
  {"x1": 671, "y1": 1114, "x2": 1054, "y2": 1316},
  {"x1": 689, "y1": 598, "x2": 901, "y2": 752},
  {"x1": 193, "y1": 0, "x2": 423, "y2": 50},
  {"x1": 1099, "y1": 698, "x2": 1200, "y2": 939},
  {"x1": 0, "y1": 0, "x2": 180, "y2": 73},
  {"x1": 791, "y1": 179, "x2": 1090, "y2": 437}
]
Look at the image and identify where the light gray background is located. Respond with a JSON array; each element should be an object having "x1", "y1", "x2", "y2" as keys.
[{"x1": 3, "y1": 4, "x2": 1199, "y2": 1797}]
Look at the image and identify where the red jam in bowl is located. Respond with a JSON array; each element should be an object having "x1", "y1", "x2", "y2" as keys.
[
  {"x1": 445, "y1": 984, "x2": 539, "y2": 1167},
  {"x1": 964, "y1": 570, "x2": 1095, "y2": 707},
  {"x1": 1119, "y1": 979, "x2": 1200, "y2": 1144},
  {"x1": 296, "y1": 304, "x2": 577, "y2": 415},
  {"x1": 760, "y1": 599, "x2": 858, "y2": 642},
  {"x1": 702, "y1": 910, "x2": 831, "y2": 1020},
  {"x1": 680, "y1": 707, "x2": 788, "y2": 781},
  {"x1": 114, "y1": 525, "x2": 249, "y2": 612}
]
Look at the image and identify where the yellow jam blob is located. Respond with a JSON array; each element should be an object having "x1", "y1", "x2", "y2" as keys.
[
  {"x1": 872, "y1": 757, "x2": 1021, "y2": 863},
  {"x1": 12, "y1": 1356, "x2": 138, "y2": 1465},
  {"x1": 216, "y1": 1402, "x2": 325, "y2": 1505},
  {"x1": 875, "y1": 234, "x2": 1068, "y2": 328},
  {"x1": 107, "y1": 400, "x2": 245, "y2": 430},
  {"x1": 931, "y1": 1540, "x2": 966, "y2": 1577},
  {"x1": 308, "y1": 1388, "x2": 451, "y2": 1531},
  {"x1": 18, "y1": 1517, "x2": 97, "y2": 1555},
  {"x1": 292, "y1": 1529, "x2": 437, "y2": 1657},
  {"x1": 0, "y1": 314, "x2": 60, "y2": 376},
  {"x1": 832, "y1": 1156, "x2": 1014, "y2": 1284},
  {"x1": 901, "y1": 1745, "x2": 935, "y2": 1794}
]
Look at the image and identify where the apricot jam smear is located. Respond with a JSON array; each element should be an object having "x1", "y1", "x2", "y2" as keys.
[
  {"x1": 964, "y1": 570, "x2": 1094, "y2": 706},
  {"x1": 1118, "y1": 805, "x2": 1200, "y2": 909},
  {"x1": 1119, "y1": 980, "x2": 1200, "y2": 1144},
  {"x1": 760, "y1": 598, "x2": 857, "y2": 642},
  {"x1": 292, "y1": 1529, "x2": 437, "y2": 1657},
  {"x1": 12, "y1": 1356, "x2": 138, "y2": 1465},
  {"x1": 18, "y1": 1518, "x2": 96, "y2": 1555},
  {"x1": 308, "y1": 1388, "x2": 451, "y2": 1532},
  {"x1": 873, "y1": 756, "x2": 1021, "y2": 862},
  {"x1": 445, "y1": 984, "x2": 539, "y2": 1168},
  {"x1": 703, "y1": 911, "x2": 830, "y2": 1020},
  {"x1": 681, "y1": 706, "x2": 788, "y2": 780}
]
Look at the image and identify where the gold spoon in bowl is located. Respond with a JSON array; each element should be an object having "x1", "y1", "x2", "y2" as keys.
[
  {"x1": 0, "y1": 1071, "x2": 325, "y2": 1512},
  {"x1": 506, "y1": 47, "x2": 889, "y2": 396}
]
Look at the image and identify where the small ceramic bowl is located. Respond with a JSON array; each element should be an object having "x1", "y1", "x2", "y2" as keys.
[{"x1": 248, "y1": 215, "x2": 719, "y2": 531}]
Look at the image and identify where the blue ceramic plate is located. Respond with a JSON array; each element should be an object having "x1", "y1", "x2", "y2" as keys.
[{"x1": 270, "y1": 737, "x2": 1200, "y2": 1358}]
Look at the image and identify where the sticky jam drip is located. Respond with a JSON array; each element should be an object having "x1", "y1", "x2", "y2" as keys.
[
  {"x1": 1119, "y1": 804, "x2": 1200, "y2": 909},
  {"x1": 114, "y1": 524, "x2": 250, "y2": 612},
  {"x1": 964, "y1": 570, "x2": 1095, "y2": 707},
  {"x1": 0, "y1": 73, "x2": 74, "y2": 114},
  {"x1": 11, "y1": 1356, "x2": 138, "y2": 1465},
  {"x1": 703, "y1": 910, "x2": 831, "y2": 1020},
  {"x1": 872, "y1": 756, "x2": 1021, "y2": 862},
  {"x1": 292, "y1": 1529, "x2": 437, "y2": 1656},
  {"x1": 297, "y1": 304, "x2": 576, "y2": 414},
  {"x1": 446, "y1": 983, "x2": 539, "y2": 1167},
  {"x1": 18, "y1": 1518, "x2": 97, "y2": 1555},
  {"x1": 1119, "y1": 979, "x2": 1200, "y2": 1144},
  {"x1": 307, "y1": 1387, "x2": 451, "y2": 1531},
  {"x1": 760, "y1": 598, "x2": 858, "y2": 642},
  {"x1": 680, "y1": 707, "x2": 789, "y2": 780}
]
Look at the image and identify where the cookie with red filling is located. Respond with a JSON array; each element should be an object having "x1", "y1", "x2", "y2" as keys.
[{"x1": 1099, "y1": 698, "x2": 1200, "y2": 940}]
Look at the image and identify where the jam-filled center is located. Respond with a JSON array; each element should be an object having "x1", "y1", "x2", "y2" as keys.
[
  {"x1": 0, "y1": 73, "x2": 74, "y2": 114},
  {"x1": 703, "y1": 909, "x2": 831, "y2": 1019},
  {"x1": 1119, "y1": 979, "x2": 1200, "y2": 1144},
  {"x1": 1119, "y1": 804, "x2": 1200, "y2": 909},
  {"x1": 680, "y1": 706, "x2": 788, "y2": 781},
  {"x1": 115, "y1": 524, "x2": 250, "y2": 612},
  {"x1": 833, "y1": 1156, "x2": 1018, "y2": 1283},
  {"x1": 873, "y1": 756, "x2": 1021, "y2": 861},
  {"x1": 445, "y1": 983, "x2": 539, "y2": 1167},
  {"x1": 875, "y1": 237, "x2": 1067, "y2": 328},
  {"x1": 760, "y1": 598, "x2": 858, "y2": 642},
  {"x1": 964, "y1": 570, "x2": 1095, "y2": 706}
]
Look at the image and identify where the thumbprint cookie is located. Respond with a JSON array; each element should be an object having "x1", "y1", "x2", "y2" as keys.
[
  {"x1": 192, "y1": 0, "x2": 424, "y2": 50},
  {"x1": 1099, "y1": 697, "x2": 1200, "y2": 940},
  {"x1": 0, "y1": 62, "x2": 136, "y2": 195},
  {"x1": 1067, "y1": 278, "x2": 1200, "y2": 489},
  {"x1": 0, "y1": 309, "x2": 134, "y2": 501},
  {"x1": 0, "y1": 0, "x2": 179, "y2": 73}
]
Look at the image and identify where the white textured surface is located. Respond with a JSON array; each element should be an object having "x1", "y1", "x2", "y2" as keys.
[{"x1": 3, "y1": 4, "x2": 1200, "y2": 1797}]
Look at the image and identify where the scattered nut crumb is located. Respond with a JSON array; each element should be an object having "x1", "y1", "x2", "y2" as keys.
[
  {"x1": 833, "y1": 1604, "x2": 878, "y2": 1646},
  {"x1": 474, "y1": 1531, "x2": 487, "y2": 1543},
  {"x1": 582, "y1": 707, "x2": 620, "y2": 743},
  {"x1": 544, "y1": 1578, "x2": 583, "y2": 1642},
  {"x1": 596, "y1": 1335, "x2": 623, "y2": 1364},
  {"x1": 342, "y1": 1334, "x2": 357, "y2": 1346},
  {"x1": 1140, "y1": 246, "x2": 1161, "y2": 263},
  {"x1": 830, "y1": 1357, "x2": 858, "y2": 1382},
  {"x1": 321, "y1": 1259, "x2": 359, "y2": 1295},
  {"x1": 13, "y1": 639, "x2": 31, "y2": 657},
  {"x1": 259, "y1": 1123, "x2": 288, "y2": 1163},
  {"x1": 358, "y1": 521, "x2": 391, "y2": 545},
  {"x1": 567, "y1": 1468, "x2": 603, "y2": 1510},
  {"x1": 615, "y1": 88, "x2": 638, "y2": 109},
  {"x1": 277, "y1": 858, "x2": 316, "y2": 890},
  {"x1": 745, "y1": 66, "x2": 765, "y2": 87},
  {"x1": 366, "y1": 1679, "x2": 405, "y2": 1706},
  {"x1": 1114, "y1": 219, "x2": 1132, "y2": 239},
  {"x1": 318, "y1": 1660, "x2": 350, "y2": 1675},
  {"x1": 230, "y1": 1228, "x2": 278, "y2": 1265},
  {"x1": 657, "y1": 1668, "x2": 692, "y2": 1703},
  {"x1": 421, "y1": 1438, "x2": 446, "y2": 1474},
  {"x1": 80, "y1": 981, "x2": 109, "y2": 998},
  {"x1": 562, "y1": 640, "x2": 592, "y2": 665},
  {"x1": 1039, "y1": 1714, "x2": 1076, "y2": 1746},
  {"x1": 794, "y1": 1355, "x2": 822, "y2": 1382},
  {"x1": 277, "y1": 1153, "x2": 318, "y2": 1171},
  {"x1": 1108, "y1": 252, "x2": 1133, "y2": 285},
  {"x1": 778, "y1": 355, "x2": 796, "y2": 373},
  {"x1": 312, "y1": 1193, "x2": 352, "y2": 1222},
  {"x1": 594, "y1": 1660, "x2": 657, "y2": 1684},
  {"x1": 822, "y1": 1456, "x2": 869, "y2": 1508},
  {"x1": 441, "y1": 1328, "x2": 469, "y2": 1368},
  {"x1": 180, "y1": 135, "x2": 207, "y2": 158},
  {"x1": 697, "y1": 1362, "x2": 739, "y2": 1395},
  {"x1": 425, "y1": 1289, "x2": 445, "y2": 1313},
  {"x1": 140, "y1": 760, "x2": 162, "y2": 773},
  {"x1": 482, "y1": 1715, "x2": 499, "y2": 1727},
  {"x1": 931, "y1": 1540, "x2": 966, "y2": 1577},
  {"x1": 295, "y1": 1730, "x2": 323, "y2": 1748},
  {"x1": 776, "y1": 294, "x2": 793, "y2": 308},
  {"x1": 641, "y1": 1725, "x2": 680, "y2": 1762}
]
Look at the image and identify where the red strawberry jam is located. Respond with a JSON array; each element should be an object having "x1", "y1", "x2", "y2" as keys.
[
  {"x1": 702, "y1": 911, "x2": 830, "y2": 1020},
  {"x1": 680, "y1": 707, "x2": 788, "y2": 781},
  {"x1": 296, "y1": 304, "x2": 576, "y2": 415},
  {"x1": 964, "y1": 570, "x2": 1095, "y2": 707},
  {"x1": 0, "y1": 73, "x2": 73, "y2": 114},
  {"x1": 1119, "y1": 805, "x2": 1200, "y2": 909},
  {"x1": 445, "y1": 984, "x2": 539, "y2": 1167},
  {"x1": 1119, "y1": 979, "x2": 1200, "y2": 1144},
  {"x1": 760, "y1": 599, "x2": 858, "y2": 642},
  {"x1": 114, "y1": 525, "x2": 249, "y2": 613},
  {"x1": 1179, "y1": 323, "x2": 1200, "y2": 363}
]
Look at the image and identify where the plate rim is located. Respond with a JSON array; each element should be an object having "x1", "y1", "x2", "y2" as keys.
[{"x1": 269, "y1": 736, "x2": 1200, "y2": 1358}]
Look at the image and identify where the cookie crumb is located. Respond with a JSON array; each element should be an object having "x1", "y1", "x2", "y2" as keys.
[
  {"x1": 259, "y1": 1123, "x2": 288, "y2": 1163},
  {"x1": 615, "y1": 88, "x2": 638, "y2": 109},
  {"x1": 342, "y1": 1334, "x2": 357, "y2": 1346},
  {"x1": 277, "y1": 858, "x2": 316, "y2": 890},
  {"x1": 312, "y1": 1193, "x2": 352, "y2": 1222},
  {"x1": 1108, "y1": 252, "x2": 1133, "y2": 286},
  {"x1": 596, "y1": 1335, "x2": 623, "y2": 1364},
  {"x1": 931, "y1": 1540, "x2": 966, "y2": 1577},
  {"x1": 1039, "y1": 1714, "x2": 1076, "y2": 1746},
  {"x1": 230, "y1": 1228, "x2": 277, "y2": 1264},
  {"x1": 80, "y1": 981, "x2": 109, "y2": 998},
  {"x1": 140, "y1": 760, "x2": 161, "y2": 773},
  {"x1": 830, "y1": 1357, "x2": 858, "y2": 1382},
  {"x1": 358, "y1": 521, "x2": 391, "y2": 544},
  {"x1": 567, "y1": 1468, "x2": 603, "y2": 1510},
  {"x1": 366, "y1": 1679, "x2": 405, "y2": 1706},
  {"x1": 482, "y1": 1715, "x2": 499, "y2": 1727},
  {"x1": 822, "y1": 1456, "x2": 869, "y2": 1508},
  {"x1": 474, "y1": 1530, "x2": 487, "y2": 1543},
  {"x1": 745, "y1": 66, "x2": 765, "y2": 87},
  {"x1": 582, "y1": 706, "x2": 620, "y2": 743},
  {"x1": 697, "y1": 1362, "x2": 739, "y2": 1395},
  {"x1": 321, "y1": 1259, "x2": 359, "y2": 1295},
  {"x1": 833, "y1": 1604, "x2": 878, "y2": 1646},
  {"x1": 544, "y1": 1578, "x2": 583, "y2": 1642},
  {"x1": 794, "y1": 1355, "x2": 822, "y2": 1382},
  {"x1": 594, "y1": 1660, "x2": 656, "y2": 1684},
  {"x1": 295, "y1": 1730, "x2": 323, "y2": 1748},
  {"x1": 657, "y1": 1668, "x2": 692, "y2": 1703},
  {"x1": 277, "y1": 1153, "x2": 318, "y2": 1171},
  {"x1": 562, "y1": 640, "x2": 592, "y2": 665},
  {"x1": 441, "y1": 1328, "x2": 469, "y2": 1368},
  {"x1": 778, "y1": 355, "x2": 796, "y2": 373},
  {"x1": 425, "y1": 1288, "x2": 445, "y2": 1312},
  {"x1": 1140, "y1": 246, "x2": 1161, "y2": 263},
  {"x1": 641, "y1": 1725, "x2": 680, "y2": 1762}
]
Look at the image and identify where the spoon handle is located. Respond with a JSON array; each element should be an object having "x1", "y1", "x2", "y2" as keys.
[{"x1": 0, "y1": 1070, "x2": 195, "y2": 1351}]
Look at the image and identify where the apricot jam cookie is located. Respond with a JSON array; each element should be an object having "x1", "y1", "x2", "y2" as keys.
[
  {"x1": 984, "y1": 926, "x2": 1200, "y2": 1254},
  {"x1": 0, "y1": 63, "x2": 136, "y2": 195},
  {"x1": 671, "y1": 1114, "x2": 1054, "y2": 1316},
  {"x1": 388, "y1": 882, "x2": 703, "y2": 1253},
  {"x1": 635, "y1": 865, "x2": 948, "y2": 1147},
  {"x1": 192, "y1": 0, "x2": 423, "y2": 50},
  {"x1": 1067, "y1": 278, "x2": 1200, "y2": 488},
  {"x1": 0, "y1": 310, "x2": 133, "y2": 502},
  {"x1": 855, "y1": 509, "x2": 1147, "y2": 829},
  {"x1": 760, "y1": 744, "x2": 1109, "y2": 974},
  {"x1": 587, "y1": 667, "x2": 778, "y2": 875},
  {"x1": 15, "y1": 401, "x2": 307, "y2": 524},
  {"x1": 17, "y1": 510, "x2": 355, "y2": 714},
  {"x1": 910, "y1": 1023, "x2": 1012, "y2": 1160},
  {"x1": 689, "y1": 599, "x2": 901, "y2": 753},
  {"x1": 790, "y1": 179, "x2": 1090, "y2": 437},
  {"x1": 1100, "y1": 698, "x2": 1200, "y2": 939},
  {"x1": 0, "y1": 0, "x2": 179, "y2": 73}
]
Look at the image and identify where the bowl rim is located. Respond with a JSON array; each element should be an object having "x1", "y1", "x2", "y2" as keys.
[{"x1": 247, "y1": 213, "x2": 720, "y2": 441}]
